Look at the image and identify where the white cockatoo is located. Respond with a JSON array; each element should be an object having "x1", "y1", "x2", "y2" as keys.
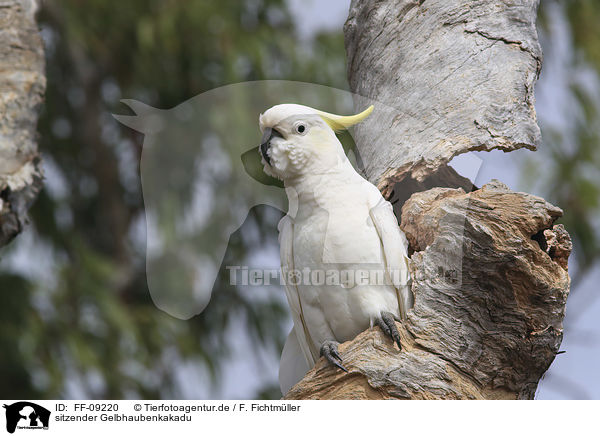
[{"x1": 258, "y1": 104, "x2": 412, "y2": 394}]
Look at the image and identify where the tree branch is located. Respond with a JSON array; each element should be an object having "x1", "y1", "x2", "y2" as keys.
[{"x1": 0, "y1": 0, "x2": 45, "y2": 246}]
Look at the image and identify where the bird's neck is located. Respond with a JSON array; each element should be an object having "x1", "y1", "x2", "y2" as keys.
[
  {"x1": 283, "y1": 158, "x2": 358, "y2": 218},
  {"x1": 284, "y1": 158, "x2": 353, "y2": 193}
]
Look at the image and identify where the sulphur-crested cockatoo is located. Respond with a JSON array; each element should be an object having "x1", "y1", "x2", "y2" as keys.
[{"x1": 258, "y1": 104, "x2": 412, "y2": 394}]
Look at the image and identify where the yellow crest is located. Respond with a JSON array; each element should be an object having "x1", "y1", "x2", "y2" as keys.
[{"x1": 315, "y1": 105, "x2": 374, "y2": 132}]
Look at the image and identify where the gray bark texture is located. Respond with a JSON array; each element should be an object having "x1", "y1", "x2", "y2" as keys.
[
  {"x1": 286, "y1": 0, "x2": 572, "y2": 400},
  {"x1": 0, "y1": 0, "x2": 45, "y2": 246},
  {"x1": 345, "y1": 0, "x2": 541, "y2": 197}
]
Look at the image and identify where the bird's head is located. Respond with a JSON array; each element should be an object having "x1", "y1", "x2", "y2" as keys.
[{"x1": 258, "y1": 103, "x2": 373, "y2": 181}]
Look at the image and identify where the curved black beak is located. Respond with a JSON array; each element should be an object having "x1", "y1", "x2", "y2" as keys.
[{"x1": 259, "y1": 127, "x2": 283, "y2": 166}]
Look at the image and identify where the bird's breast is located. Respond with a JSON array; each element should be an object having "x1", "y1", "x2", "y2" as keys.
[{"x1": 293, "y1": 203, "x2": 383, "y2": 268}]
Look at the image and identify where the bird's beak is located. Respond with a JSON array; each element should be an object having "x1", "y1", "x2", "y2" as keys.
[{"x1": 259, "y1": 127, "x2": 283, "y2": 166}]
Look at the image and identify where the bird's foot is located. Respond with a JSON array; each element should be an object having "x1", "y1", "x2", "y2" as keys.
[
  {"x1": 319, "y1": 340, "x2": 348, "y2": 373},
  {"x1": 375, "y1": 311, "x2": 402, "y2": 350}
]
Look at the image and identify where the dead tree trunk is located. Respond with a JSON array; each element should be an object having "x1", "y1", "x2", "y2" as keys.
[
  {"x1": 0, "y1": 0, "x2": 45, "y2": 246},
  {"x1": 285, "y1": 0, "x2": 571, "y2": 400}
]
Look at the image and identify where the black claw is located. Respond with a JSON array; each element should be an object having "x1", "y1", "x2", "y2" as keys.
[
  {"x1": 320, "y1": 341, "x2": 349, "y2": 373},
  {"x1": 332, "y1": 359, "x2": 349, "y2": 373},
  {"x1": 377, "y1": 317, "x2": 391, "y2": 337},
  {"x1": 377, "y1": 312, "x2": 403, "y2": 350},
  {"x1": 330, "y1": 347, "x2": 342, "y2": 362}
]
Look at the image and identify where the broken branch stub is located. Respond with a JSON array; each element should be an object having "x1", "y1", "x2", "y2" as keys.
[{"x1": 344, "y1": 0, "x2": 542, "y2": 195}]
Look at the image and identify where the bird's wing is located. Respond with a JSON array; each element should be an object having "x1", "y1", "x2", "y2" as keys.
[
  {"x1": 279, "y1": 328, "x2": 311, "y2": 395},
  {"x1": 278, "y1": 215, "x2": 318, "y2": 367},
  {"x1": 369, "y1": 198, "x2": 413, "y2": 319}
]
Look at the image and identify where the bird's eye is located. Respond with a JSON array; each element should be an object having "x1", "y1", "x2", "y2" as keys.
[{"x1": 295, "y1": 123, "x2": 307, "y2": 135}]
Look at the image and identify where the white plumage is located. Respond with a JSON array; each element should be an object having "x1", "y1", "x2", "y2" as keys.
[{"x1": 258, "y1": 104, "x2": 412, "y2": 394}]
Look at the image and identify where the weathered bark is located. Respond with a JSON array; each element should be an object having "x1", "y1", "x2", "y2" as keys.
[
  {"x1": 344, "y1": 0, "x2": 542, "y2": 197},
  {"x1": 287, "y1": 0, "x2": 571, "y2": 399},
  {"x1": 0, "y1": 0, "x2": 45, "y2": 246},
  {"x1": 286, "y1": 182, "x2": 570, "y2": 400}
]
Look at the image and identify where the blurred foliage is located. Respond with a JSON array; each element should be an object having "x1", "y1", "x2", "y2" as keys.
[
  {"x1": 0, "y1": 0, "x2": 347, "y2": 399},
  {"x1": 565, "y1": 0, "x2": 600, "y2": 72},
  {"x1": 525, "y1": 2, "x2": 600, "y2": 399}
]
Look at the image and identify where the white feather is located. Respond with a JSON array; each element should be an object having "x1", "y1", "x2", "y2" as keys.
[
  {"x1": 279, "y1": 328, "x2": 311, "y2": 395},
  {"x1": 369, "y1": 198, "x2": 413, "y2": 318},
  {"x1": 278, "y1": 216, "x2": 318, "y2": 367}
]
